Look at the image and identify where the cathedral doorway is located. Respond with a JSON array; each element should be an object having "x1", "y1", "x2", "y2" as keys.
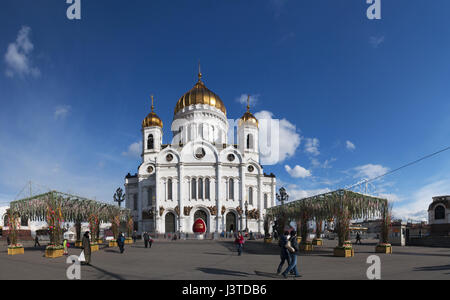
[
  {"x1": 226, "y1": 212, "x2": 237, "y2": 232},
  {"x1": 165, "y1": 212, "x2": 176, "y2": 233},
  {"x1": 194, "y1": 209, "x2": 208, "y2": 231}
]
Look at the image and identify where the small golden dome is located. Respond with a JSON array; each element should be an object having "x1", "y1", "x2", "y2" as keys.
[
  {"x1": 238, "y1": 95, "x2": 258, "y2": 127},
  {"x1": 174, "y1": 71, "x2": 226, "y2": 116},
  {"x1": 142, "y1": 95, "x2": 163, "y2": 128}
]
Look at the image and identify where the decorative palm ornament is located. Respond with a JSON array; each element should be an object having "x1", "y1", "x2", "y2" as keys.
[{"x1": 113, "y1": 187, "x2": 126, "y2": 208}]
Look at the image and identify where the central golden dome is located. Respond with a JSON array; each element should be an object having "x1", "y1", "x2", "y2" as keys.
[{"x1": 174, "y1": 72, "x2": 226, "y2": 116}]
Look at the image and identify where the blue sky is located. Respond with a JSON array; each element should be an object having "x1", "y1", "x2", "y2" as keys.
[{"x1": 1, "y1": 0, "x2": 450, "y2": 221}]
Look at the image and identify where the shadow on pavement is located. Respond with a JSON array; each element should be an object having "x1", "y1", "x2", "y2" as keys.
[
  {"x1": 85, "y1": 264, "x2": 126, "y2": 280},
  {"x1": 414, "y1": 264, "x2": 450, "y2": 272},
  {"x1": 197, "y1": 267, "x2": 251, "y2": 277},
  {"x1": 392, "y1": 252, "x2": 450, "y2": 258},
  {"x1": 253, "y1": 270, "x2": 281, "y2": 279},
  {"x1": 203, "y1": 252, "x2": 231, "y2": 256},
  {"x1": 103, "y1": 249, "x2": 120, "y2": 254}
]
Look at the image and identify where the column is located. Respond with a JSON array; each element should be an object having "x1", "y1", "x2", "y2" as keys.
[
  {"x1": 142, "y1": 187, "x2": 148, "y2": 232},
  {"x1": 138, "y1": 183, "x2": 144, "y2": 234},
  {"x1": 271, "y1": 178, "x2": 276, "y2": 207},
  {"x1": 257, "y1": 176, "x2": 263, "y2": 234},
  {"x1": 178, "y1": 163, "x2": 184, "y2": 233},
  {"x1": 155, "y1": 165, "x2": 160, "y2": 234},
  {"x1": 215, "y1": 163, "x2": 222, "y2": 233},
  {"x1": 240, "y1": 164, "x2": 246, "y2": 231}
]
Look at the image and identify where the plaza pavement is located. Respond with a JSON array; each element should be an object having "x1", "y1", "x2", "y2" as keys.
[{"x1": 0, "y1": 238, "x2": 448, "y2": 280}]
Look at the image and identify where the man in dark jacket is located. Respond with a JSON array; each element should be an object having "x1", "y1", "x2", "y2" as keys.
[
  {"x1": 143, "y1": 232, "x2": 149, "y2": 248},
  {"x1": 82, "y1": 231, "x2": 91, "y2": 265},
  {"x1": 282, "y1": 230, "x2": 301, "y2": 278},
  {"x1": 34, "y1": 235, "x2": 41, "y2": 247},
  {"x1": 117, "y1": 232, "x2": 125, "y2": 254},
  {"x1": 277, "y1": 231, "x2": 291, "y2": 274}
]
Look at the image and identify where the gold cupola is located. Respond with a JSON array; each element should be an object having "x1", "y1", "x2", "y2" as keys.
[
  {"x1": 238, "y1": 95, "x2": 258, "y2": 127},
  {"x1": 142, "y1": 95, "x2": 163, "y2": 128},
  {"x1": 174, "y1": 66, "x2": 226, "y2": 116}
]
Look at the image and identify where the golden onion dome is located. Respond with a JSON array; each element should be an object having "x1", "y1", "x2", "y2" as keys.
[
  {"x1": 142, "y1": 95, "x2": 163, "y2": 128},
  {"x1": 238, "y1": 95, "x2": 258, "y2": 127},
  {"x1": 174, "y1": 71, "x2": 226, "y2": 116}
]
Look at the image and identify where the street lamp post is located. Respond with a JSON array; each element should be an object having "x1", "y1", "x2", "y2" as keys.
[
  {"x1": 276, "y1": 187, "x2": 289, "y2": 205},
  {"x1": 275, "y1": 187, "x2": 289, "y2": 237}
]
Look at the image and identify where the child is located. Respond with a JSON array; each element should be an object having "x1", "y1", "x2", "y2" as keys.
[{"x1": 63, "y1": 239, "x2": 68, "y2": 255}]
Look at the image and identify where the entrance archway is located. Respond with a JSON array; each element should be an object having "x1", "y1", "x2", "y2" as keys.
[
  {"x1": 194, "y1": 209, "x2": 208, "y2": 231},
  {"x1": 226, "y1": 212, "x2": 237, "y2": 232},
  {"x1": 165, "y1": 212, "x2": 176, "y2": 233}
]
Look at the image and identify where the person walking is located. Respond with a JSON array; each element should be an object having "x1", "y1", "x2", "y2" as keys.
[
  {"x1": 356, "y1": 232, "x2": 362, "y2": 245},
  {"x1": 34, "y1": 235, "x2": 41, "y2": 247},
  {"x1": 6, "y1": 235, "x2": 10, "y2": 246},
  {"x1": 148, "y1": 235, "x2": 153, "y2": 248},
  {"x1": 277, "y1": 231, "x2": 291, "y2": 275},
  {"x1": 132, "y1": 230, "x2": 137, "y2": 243},
  {"x1": 63, "y1": 239, "x2": 68, "y2": 255},
  {"x1": 281, "y1": 230, "x2": 300, "y2": 278},
  {"x1": 235, "y1": 231, "x2": 245, "y2": 256},
  {"x1": 117, "y1": 232, "x2": 125, "y2": 254},
  {"x1": 143, "y1": 231, "x2": 149, "y2": 248},
  {"x1": 82, "y1": 231, "x2": 91, "y2": 265}
]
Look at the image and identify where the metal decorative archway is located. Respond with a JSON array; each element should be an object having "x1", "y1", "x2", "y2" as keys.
[{"x1": 265, "y1": 189, "x2": 388, "y2": 247}]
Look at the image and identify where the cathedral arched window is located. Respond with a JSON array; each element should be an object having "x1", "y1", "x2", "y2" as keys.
[
  {"x1": 435, "y1": 205, "x2": 445, "y2": 220},
  {"x1": 264, "y1": 194, "x2": 268, "y2": 209},
  {"x1": 229, "y1": 179, "x2": 234, "y2": 200},
  {"x1": 198, "y1": 178, "x2": 203, "y2": 199},
  {"x1": 133, "y1": 194, "x2": 138, "y2": 211},
  {"x1": 147, "y1": 134, "x2": 154, "y2": 150},
  {"x1": 248, "y1": 187, "x2": 253, "y2": 205},
  {"x1": 148, "y1": 187, "x2": 153, "y2": 206},
  {"x1": 167, "y1": 179, "x2": 173, "y2": 200},
  {"x1": 20, "y1": 216, "x2": 28, "y2": 227},
  {"x1": 247, "y1": 134, "x2": 253, "y2": 150},
  {"x1": 205, "y1": 178, "x2": 210, "y2": 199},
  {"x1": 191, "y1": 178, "x2": 197, "y2": 199}
]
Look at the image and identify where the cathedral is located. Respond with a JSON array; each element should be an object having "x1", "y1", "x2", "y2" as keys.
[{"x1": 125, "y1": 70, "x2": 277, "y2": 235}]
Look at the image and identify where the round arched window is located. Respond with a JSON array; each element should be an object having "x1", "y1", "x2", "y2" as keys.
[
  {"x1": 147, "y1": 166, "x2": 154, "y2": 174},
  {"x1": 248, "y1": 165, "x2": 254, "y2": 173},
  {"x1": 166, "y1": 154, "x2": 174, "y2": 162},
  {"x1": 227, "y1": 154, "x2": 235, "y2": 162},
  {"x1": 195, "y1": 148, "x2": 206, "y2": 159},
  {"x1": 435, "y1": 205, "x2": 445, "y2": 220}
]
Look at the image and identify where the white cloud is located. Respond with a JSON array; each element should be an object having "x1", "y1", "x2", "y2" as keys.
[
  {"x1": 254, "y1": 110, "x2": 301, "y2": 165},
  {"x1": 284, "y1": 185, "x2": 331, "y2": 201},
  {"x1": 354, "y1": 164, "x2": 389, "y2": 179},
  {"x1": 285, "y1": 165, "x2": 311, "y2": 178},
  {"x1": 369, "y1": 36, "x2": 385, "y2": 48},
  {"x1": 236, "y1": 94, "x2": 259, "y2": 108},
  {"x1": 122, "y1": 141, "x2": 142, "y2": 158},
  {"x1": 4, "y1": 26, "x2": 40, "y2": 78},
  {"x1": 378, "y1": 193, "x2": 401, "y2": 203},
  {"x1": 54, "y1": 105, "x2": 71, "y2": 120},
  {"x1": 346, "y1": 140, "x2": 356, "y2": 151},
  {"x1": 311, "y1": 157, "x2": 336, "y2": 169},
  {"x1": 392, "y1": 179, "x2": 450, "y2": 222},
  {"x1": 304, "y1": 138, "x2": 320, "y2": 156}
]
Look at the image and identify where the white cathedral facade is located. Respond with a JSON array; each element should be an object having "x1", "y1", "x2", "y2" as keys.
[{"x1": 125, "y1": 71, "x2": 276, "y2": 235}]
